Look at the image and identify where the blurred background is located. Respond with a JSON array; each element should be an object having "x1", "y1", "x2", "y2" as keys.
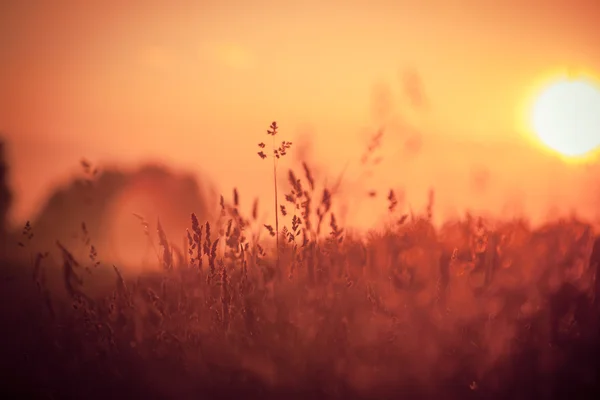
[{"x1": 1, "y1": 0, "x2": 600, "y2": 236}]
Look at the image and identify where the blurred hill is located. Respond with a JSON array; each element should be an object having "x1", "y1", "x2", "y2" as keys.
[{"x1": 14, "y1": 162, "x2": 218, "y2": 270}]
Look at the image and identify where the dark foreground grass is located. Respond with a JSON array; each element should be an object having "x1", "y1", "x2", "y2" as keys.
[
  {"x1": 1, "y1": 135, "x2": 600, "y2": 399},
  {"x1": 2, "y1": 206, "x2": 600, "y2": 399}
]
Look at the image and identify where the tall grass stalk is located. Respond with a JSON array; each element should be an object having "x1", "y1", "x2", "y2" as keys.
[{"x1": 257, "y1": 121, "x2": 292, "y2": 273}]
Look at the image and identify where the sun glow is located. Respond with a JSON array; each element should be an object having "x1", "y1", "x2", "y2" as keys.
[{"x1": 529, "y1": 76, "x2": 600, "y2": 159}]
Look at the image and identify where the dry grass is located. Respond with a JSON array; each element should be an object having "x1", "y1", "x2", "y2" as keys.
[{"x1": 1, "y1": 122, "x2": 600, "y2": 399}]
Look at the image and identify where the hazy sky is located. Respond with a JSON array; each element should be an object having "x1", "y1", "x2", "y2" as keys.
[{"x1": 1, "y1": 0, "x2": 600, "y2": 229}]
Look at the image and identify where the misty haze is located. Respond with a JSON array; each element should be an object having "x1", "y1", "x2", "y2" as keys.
[{"x1": 1, "y1": 1, "x2": 600, "y2": 399}]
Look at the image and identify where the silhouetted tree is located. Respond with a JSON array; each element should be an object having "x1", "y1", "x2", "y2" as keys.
[
  {"x1": 30, "y1": 163, "x2": 218, "y2": 265},
  {"x1": 590, "y1": 235, "x2": 600, "y2": 312},
  {"x1": 0, "y1": 139, "x2": 12, "y2": 236}
]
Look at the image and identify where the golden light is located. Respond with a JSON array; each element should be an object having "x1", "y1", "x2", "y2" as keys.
[{"x1": 530, "y1": 77, "x2": 600, "y2": 158}]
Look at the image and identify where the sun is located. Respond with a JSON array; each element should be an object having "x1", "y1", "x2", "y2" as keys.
[{"x1": 529, "y1": 76, "x2": 600, "y2": 158}]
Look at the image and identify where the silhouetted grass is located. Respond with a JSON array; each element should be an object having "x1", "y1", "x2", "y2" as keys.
[{"x1": 1, "y1": 123, "x2": 599, "y2": 399}]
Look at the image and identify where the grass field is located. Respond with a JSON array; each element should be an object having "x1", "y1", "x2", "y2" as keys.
[{"x1": 1, "y1": 128, "x2": 600, "y2": 399}]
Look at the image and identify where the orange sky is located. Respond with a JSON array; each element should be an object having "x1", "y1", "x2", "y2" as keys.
[{"x1": 1, "y1": 0, "x2": 600, "y2": 229}]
